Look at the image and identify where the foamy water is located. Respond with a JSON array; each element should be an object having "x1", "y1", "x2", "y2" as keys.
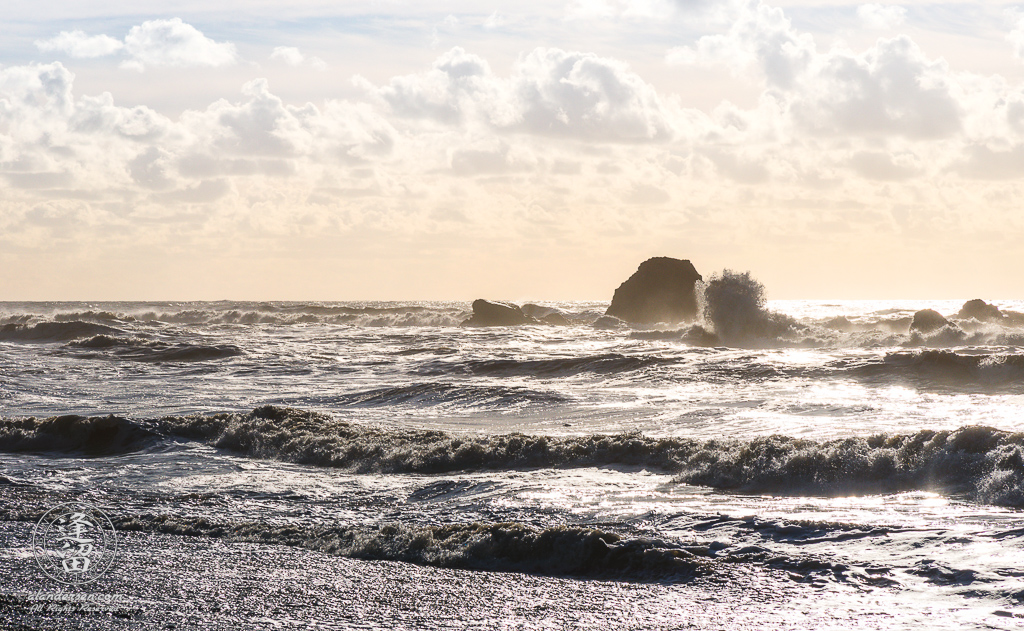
[{"x1": 2, "y1": 298, "x2": 1023, "y2": 629}]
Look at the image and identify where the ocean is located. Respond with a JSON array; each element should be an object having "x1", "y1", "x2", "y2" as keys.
[{"x1": 2, "y1": 294, "x2": 1023, "y2": 629}]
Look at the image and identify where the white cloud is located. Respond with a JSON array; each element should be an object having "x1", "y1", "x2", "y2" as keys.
[
  {"x1": 363, "y1": 46, "x2": 671, "y2": 141},
  {"x1": 270, "y1": 46, "x2": 328, "y2": 70},
  {"x1": 1009, "y1": 14, "x2": 1024, "y2": 61},
  {"x1": 271, "y1": 46, "x2": 305, "y2": 66},
  {"x1": 33, "y1": 19, "x2": 240, "y2": 71},
  {"x1": 857, "y1": 4, "x2": 907, "y2": 30},
  {"x1": 122, "y1": 18, "x2": 238, "y2": 70},
  {"x1": 668, "y1": 2, "x2": 961, "y2": 140},
  {"x1": 565, "y1": 0, "x2": 709, "y2": 21},
  {"x1": 483, "y1": 11, "x2": 505, "y2": 29},
  {"x1": 507, "y1": 48, "x2": 672, "y2": 140},
  {"x1": 7, "y1": 6, "x2": 1024, "y2": 287},
  {"x1": 34, "y1": 31, "x2": 124, "y2": 58}
]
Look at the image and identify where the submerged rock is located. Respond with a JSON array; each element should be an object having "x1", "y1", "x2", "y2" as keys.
[
  {"x1": 910, "y1": 309, "x2": 950, "y2": 334},
  {"x1": 461, "y1": 300, "x2": 535, "y2": 327},
  {"x1": 957, "y1": 299, "x2": 1004, "y2": 322},
  {"x1": 605, "y1": 257, "x2": 702, "y2": 324}
]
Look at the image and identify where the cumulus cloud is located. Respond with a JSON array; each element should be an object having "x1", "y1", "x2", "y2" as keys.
[
  {"x1": 270, "y1": 46, "x2": 327, "y2": 70},
  {"x1": 122, "y1": 19, "x2": 238, "y2": 70},
  {"x1": 33, "y1": 19, "x2": 239, "y2": 71},
  {"x1": 271, "y1": 46, "x2": 304, "y2": 66},
  {"x1": 857, "y1": 4, "x2": 907, "y2": 30},
  {"x1": 668, "y1": 2, "x2": 961, "y2": 140},
  {"x1": 7, "y1": 6, "x2": 1024, "y2": 272},
  {"x1": 363, "y1": 46, "x2": 671, "y2": 141},
  {"x1": 35, "y1": 31, "x2": 124, "y2": 58}
]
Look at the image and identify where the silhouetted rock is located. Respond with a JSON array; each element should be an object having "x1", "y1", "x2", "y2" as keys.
[
  {"x1": 910, "y1": 309, "x2": 950, "y2": 334},
  {"x1": 461, "y1": 300, "x2": 535, "y2": 327},
  {"x1": 957, "y1": 299, "x2": 1003, "y2": 322},
  {"x1": 605, "y1": 257, "x2": 702, "y2": 324}
]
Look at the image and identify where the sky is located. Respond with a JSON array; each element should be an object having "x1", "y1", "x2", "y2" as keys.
[{"x1": 3, "y1": 0, "x2": 1024, "y2": 301}]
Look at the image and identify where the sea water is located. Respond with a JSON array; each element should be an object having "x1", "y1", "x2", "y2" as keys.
[{"x1": 1, "y1": 297, "x2": 1023, "y2": 629}]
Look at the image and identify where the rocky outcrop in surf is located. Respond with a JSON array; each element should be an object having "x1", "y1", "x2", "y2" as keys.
[
  {"x1": 461, "y1": 300, "x2": 536, "y2": 326},
  {"x1": 605, "y1": 257, "x2": 702, "y2": 324},
  {"x1": 958, "y1": 299, "x2": 1004, "y2": 322},
  {"x1": 910, "y1": 309, "x2": 951, "y2": 333}
]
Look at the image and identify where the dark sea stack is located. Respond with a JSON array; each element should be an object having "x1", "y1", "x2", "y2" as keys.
[
  {"x1": 957, "y1": 299, "x2": 1004, "y2": 322},
  {"x1": 605, "y1": 257, "x2": 702, "y2": 324},
  {"x1": 461, "y1": 300, "x2": 535, "y2": 326},
  {"x1": 910, "y1": 309, "x2": 950, "y2": 333}
]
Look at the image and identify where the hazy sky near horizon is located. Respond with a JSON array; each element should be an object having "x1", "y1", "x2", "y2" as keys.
[{"x1": 3, "y1": 0, "x2": 1024, "y2": 300}]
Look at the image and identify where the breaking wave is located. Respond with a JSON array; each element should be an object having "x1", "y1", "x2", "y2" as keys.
[
  {"x1": 416, "y1": 353, "x2": 674, "y2": 377},
  {"x1": 335, "y1": 383, "x2": 568, "y2": 408},
  {"x1": 66, "y1": 335, "x2": 243, "y2": 362},
  {"x1": 701, "y1": 271, "x2": 801, "y2": 346},
  {"x1": 0, "y1": 321, "x2": 121, "y2": 343},
  {"x1": 5, "y1": 406, "x2": 1023, "y2": 506},
  {"x1": 156, "y1": 407, "x2": 1024, "y2": 507},
  {"x1": 109, "y1": 516, "x2": 706, "y2": 580},
  {"x1": 0, "y1": 415, "x2": 157, "y2": 455},
  {"x1": 837, "y1": 350, "x2": 1024, "y2": 388}
]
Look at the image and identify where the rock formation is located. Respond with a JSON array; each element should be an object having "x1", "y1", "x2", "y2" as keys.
[
  {"x1": 461, "y1": 300, "x2": 535, "y2": 327},
  {"x1": 957, "y1": 299, "x2": 1004, "y2": 322},
  {"x1": 910, "y1": 309, "x2": 950, "y2": 334},
  {"x1": 605, "y1": 257, "x2": 702, "y2": 324}
]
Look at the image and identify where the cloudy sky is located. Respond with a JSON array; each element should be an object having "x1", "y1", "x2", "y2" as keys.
[{"x1": 3, "y1": 0, "x2": 1024, "y2": 300}]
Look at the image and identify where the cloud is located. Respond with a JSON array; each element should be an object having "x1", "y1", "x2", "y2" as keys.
[
  {"x1": 483, "y1": 11, "x2": 505, "y2": 29},
  {"x1": 565, "y1": 0, "x2": 714, "y2": 21},
  {"x1": 121, "y1": 18, "x2": 238, "y2": 70},
  {"x1": 271, "y1": 46, "x2": 305, "y2": 66},
  {"x1": 857, "y1": 4, "x2": 907, "y2": 30},
  {"x1": 790, "y1": 36, "x2": 961, "y2": 140},
  {"x1": 363, "y1": 46, "x2": 671, "y2": 141},
  {"x1": 270, "y1": 46, "x2": 327, "y2": 70},
  {"x1": 33, "y1": 19, "x2": 239, "y2": 71},
  {"x1": 7, "y1": 8, "x2": 1024, "y2": 273},
  {"x1": 1009, "y1": 14, "x2": 1024, "y2": 61},
  {"x1": 364, "y1": 47, "x2": 498, "y2": 124},
  {"x1": 668, "y1": 3, "x2": 960, "y2": 140},
  {"x1": 35, "y1": 31, "x2": 124, "y2": 58}
]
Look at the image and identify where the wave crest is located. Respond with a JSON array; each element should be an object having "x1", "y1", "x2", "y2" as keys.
[
  {"x1": 0, "y1": 321, "x2": 121, "y2": 343},
  {"x1": 0, "y1": 414, "x2": 157, "y2": 455},
  {"x1": 111, "y1": 515, "x2": 705, "y2": 580},
  {"x1": 155, "y1": 406, "x2": 1024, "y2": 507}
]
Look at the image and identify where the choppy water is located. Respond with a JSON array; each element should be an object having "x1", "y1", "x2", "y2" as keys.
[{"x1": 2, "y1": 298, "x2": 1024, "y2": 629}]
